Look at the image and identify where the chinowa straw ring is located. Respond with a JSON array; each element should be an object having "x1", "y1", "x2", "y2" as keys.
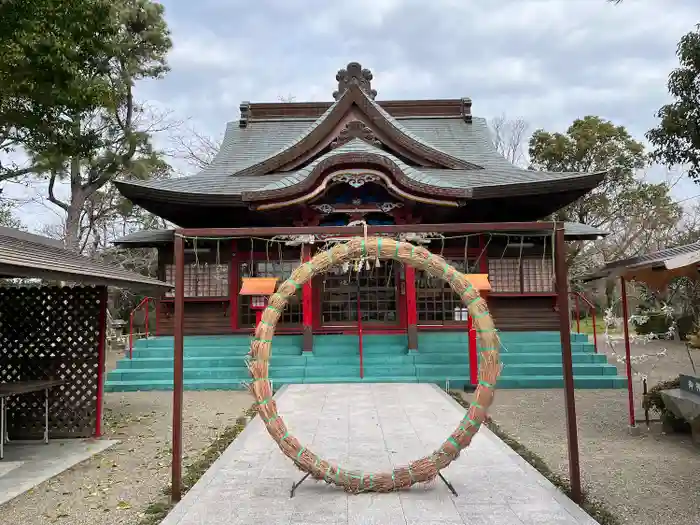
[{"x1": 247, "y1": 237, "x2": 501, "y2": 493}]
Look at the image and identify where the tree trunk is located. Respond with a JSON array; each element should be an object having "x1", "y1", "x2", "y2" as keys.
[
  {"x1": 605, "y1": 279, "x2": 616, "y2": 310},
  {"x1": 64, "y1": 190, "x2": 85, "y2": 253}
]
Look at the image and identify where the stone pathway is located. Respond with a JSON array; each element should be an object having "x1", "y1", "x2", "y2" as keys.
[
  {"x1": 0, "y1": 438, "x2": 117, "y2": 506},
  {"x1": 162, "y1": 384, "x2": 599, "y2": 525}
]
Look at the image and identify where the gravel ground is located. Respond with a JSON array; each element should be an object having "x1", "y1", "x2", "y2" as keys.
[
  {"x1": 0, "y1": 345, "x2": 253, "y2": 525},
  {"x1": 477, "y1": 338, "x2": 700, "y2": 525}
]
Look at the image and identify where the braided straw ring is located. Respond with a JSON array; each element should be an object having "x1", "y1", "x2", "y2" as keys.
[{"x1": 247, "y1": 237, "x2": 501, "y2": 493}]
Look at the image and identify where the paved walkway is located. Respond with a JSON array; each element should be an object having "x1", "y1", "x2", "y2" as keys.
[
  {"x1": 163, "y1": 384, "x2": 599, "y2": 525},
  {"x1": 0, "y1": 438, "x2": 117, "y2": 506}
]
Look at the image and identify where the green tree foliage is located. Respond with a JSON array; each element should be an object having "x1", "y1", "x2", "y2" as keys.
[
  {"x1": 0, "y1": 198, "x2": 21, "y2": 229},
  {"x1": 647, "y1": 24, "x2": 700, "y2": 181},
  {"x1": 529, "y1": 116, "x2": 682, "y2": 282},
  {"x1": 7, "y1": 0, "x2": 173, "y2": 251},
  {"x1": 0, "y1": 0, "x2": 121, "y2": 178}
]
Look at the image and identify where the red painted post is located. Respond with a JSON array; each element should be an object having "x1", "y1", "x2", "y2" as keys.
[
  {"x1": 404, "y1": 265, "x2": 418, "y2": 351},
  {"x1": 357, "y1": 287, "x2": 363, "y2": 379},
  {"x1": 302, "y1": 244, "x2": 314, "y2": 352},
  {"x1": 229, "y1": 240, "x2": 239, "y2": 332},
  {"x1": 145, "y1": 297, "x2": 150, "y2": 339},
  {"x1": 575, "y1": 294, "x2": 581, "y2": 333},
  {"x1": 128, "y1": 311, "x2": 134, "y2": 359},
  {"x1": 155, "y1": 298, "x2": 160, "y2": 337},
  {"x1": 171, "y1": 233, "x2": 185, "y2": 503},
  {"x1": 468, "y1": 314, "x2": 478, "y2": 387},
  {"x1": 591, "y1": 306, "x2": 598, "y2": 354},
  {"x1": 95, "y1": 286, "x2": 107, "y2": 438},
  {"x1": 620, "y1": 277, "x2": 636, "y2": 429}
]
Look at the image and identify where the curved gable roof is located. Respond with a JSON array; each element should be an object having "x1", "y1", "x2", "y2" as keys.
[
  {"x1": 231, "y1": 84, "x2": 479, "y2": 177},
  {"x1": 241, "y1": 139, "x2": 468, "y2": 203}
]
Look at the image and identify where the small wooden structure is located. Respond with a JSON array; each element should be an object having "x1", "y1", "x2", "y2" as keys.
[
  {"x1": 0, "y1": 227, "x2": 170, "y2": 443},
  {"x1": 583, "y1": 241, "x2": 700, "y2": 432}
]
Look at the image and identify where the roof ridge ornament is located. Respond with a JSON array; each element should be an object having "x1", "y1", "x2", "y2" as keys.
[
  {"x1": 330, "y1": 121, "x2": 381, "y2": 149},
  {"x1": 333, "y1": 62, "x2": 377, "y2": 101}
]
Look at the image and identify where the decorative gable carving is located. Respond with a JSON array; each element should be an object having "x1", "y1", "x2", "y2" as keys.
[
  {"x1": 330, "y1": 121, "x2": 381, "y2": 149},
  {"x1": 333, "y1": 62, "x2": 377, "y2": 100}
]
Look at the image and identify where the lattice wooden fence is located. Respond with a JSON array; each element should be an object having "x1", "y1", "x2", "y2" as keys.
[{"x1": 0, "y1": 286, "x2": 103, "y2": 438}]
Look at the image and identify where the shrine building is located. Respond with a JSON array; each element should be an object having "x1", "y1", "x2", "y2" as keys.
[{"x1": 106, "y1": 62, "x2": 626, "y2": 391}]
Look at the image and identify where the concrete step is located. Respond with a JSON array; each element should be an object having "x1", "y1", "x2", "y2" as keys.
[
  {"x1": 117, "y1": 355, "x2": 307, "y2": 369},
  {"x1": 496, "y1": 375, "x2": 627, "y2": 389}
]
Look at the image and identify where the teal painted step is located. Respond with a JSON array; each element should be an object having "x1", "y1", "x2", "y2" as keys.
[
  {"x1": 415, "y1": 342, "x2": 595, "y2": 354},
  {"x1": 104, "y1": 378, "x2": 304, "y2": 392},
  {"x1": 107, "y1": 367, "x2": 305, "y2": 382},
  {"x1": 501, "y1": 363, "x2": 619, "y2": 376},
  {"x1": 117, "y1": 355, "x2": 307, "y2": 369},
  {"x1": 105, "y1": 332, "x2": 624, "y2": 392},
  {"x1": 130, "y1": 346, "x2": 302, "y2": 359},
  {"x1": 302, "y1": 376, "x2": 418, "y2": 384},
  {"x1": 417, "y1": 332, "x2": 589, "y2": 344},
  {"x1": 497, "y1": 375, "x2": 627, "y2": 389}
]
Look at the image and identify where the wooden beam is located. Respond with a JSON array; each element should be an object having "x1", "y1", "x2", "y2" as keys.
[
  {"x1": 171, "y1": 234, "x2": 185, "y2": 502},
  {"x1": 554, "y1": 225, "x2": 582, "y2": 504},
  {"x1": 178, "y1": 222, "x2": 560, "y2": 238}
]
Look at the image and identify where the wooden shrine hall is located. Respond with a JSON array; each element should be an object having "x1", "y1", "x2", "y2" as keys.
[{"x1": 113, "y1": 61, "x2": 606, "y2": 344}]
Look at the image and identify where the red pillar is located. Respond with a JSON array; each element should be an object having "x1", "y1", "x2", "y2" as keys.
[
  {"x1": 620, "y1": 277, "x2": 637, "y2": 429},
  {"x1": 171, "y1": 233, "x2": 185, "y2": 503},
  {"x1": 405, "y1": 265, "x2": 418, "y2": 350},
  {"x1": 229, "y1": 240, "x2": 238, "y2": 332},
  {"x1": 468, "y1": 314, "x2": 478, "y2": 387},
  {"x1": 302, "y1": 244, "x2": 313, "y2": 351},
  {"x1": 95, "y1": 286, "x2": 107, "y2": 438}
]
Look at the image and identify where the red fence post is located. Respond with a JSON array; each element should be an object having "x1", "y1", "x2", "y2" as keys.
[
  {"x1": 575, "y1": 294, "x2": 581, "y2": 333},
  {"x1": 620, "y1": 277, "x2": 637, "y2": 430},
  {"x1": 145, "y1": 298, "x2": 150, "y2": 339},
  {"x1": 357, "y1": 291, "x2": 363, "y2": 379},
  {"x1": 591, "y1": 306, "x2": 598, "y2": 354},
  {"x1": 95, "y1": 286, "x2": 107, "y2": 438},
  {"x1": 155, "y1": 298, "x2": 160, "y2": 337},
  {"x1": 129, "y1": 311, "x2": 134, "y2": 359}
]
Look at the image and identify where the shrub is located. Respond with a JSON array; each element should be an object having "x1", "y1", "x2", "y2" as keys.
[{"x1": 634, "y1": 312, "x2": 671, "y2": 336}]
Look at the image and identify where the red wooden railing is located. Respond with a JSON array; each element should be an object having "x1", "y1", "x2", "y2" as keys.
[
  {"x1": 129, "y1": 296, "x2": 157, "y2": 359},
  {"x1": 570, "y1": 291, "x2": 598, "y2": 354}
]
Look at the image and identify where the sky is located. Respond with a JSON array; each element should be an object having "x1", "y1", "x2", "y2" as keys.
[{"x1": 5, "y1": 0, "x2": 700, "y2": 232}]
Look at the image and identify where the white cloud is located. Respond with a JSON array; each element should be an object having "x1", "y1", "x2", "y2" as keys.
[{"x1": 6, "y1": 0, "x2": 700, "y2": 230}]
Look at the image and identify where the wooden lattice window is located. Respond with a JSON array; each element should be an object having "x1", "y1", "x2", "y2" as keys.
[
  {"x1": 321, "y1": 262, "x2": 398, "y2": 325},
  {"x1": 417, "y1": 259, "x2": 474, "y2": 323},
  {"x1": 239, "y1": 261, "x2": 301, "y2": 326},
  {"x1": 490, "y1": 257, "x2": 554, "y2": 293},
  {"x1": 489, "y1": 259, "x2": 521, "y2": 292},
  {"x1": 164, "y1": 263, "x2": 229, "y2": 297},
  {"x1": 523, "y1": 258, "x2": 554, "y2": 292}
]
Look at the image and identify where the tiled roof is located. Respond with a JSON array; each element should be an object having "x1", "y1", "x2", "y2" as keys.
[
  {"x1": 605, "y1": 242, "x2": 700, "y2": 270},
  {"x1": 0, "y1": 226, "x2": 171, "y2": 291},
  {"x1": 115, "y1": 115, "x2": 602, "y2": 203},
  {"x1": 581, "y1": 241, "x2": 700, "y2": 282}
]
